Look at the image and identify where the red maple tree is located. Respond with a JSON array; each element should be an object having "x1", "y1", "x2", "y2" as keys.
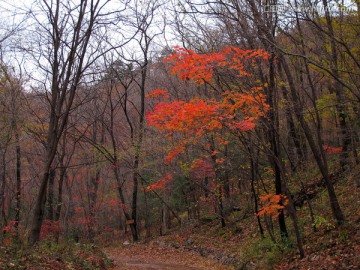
[{"x1": 147, "y1": 46, "x2": 270, "y2": 166}]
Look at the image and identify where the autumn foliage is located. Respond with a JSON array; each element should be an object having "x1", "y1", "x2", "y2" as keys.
[
  {"x1": 143, "y1": 174, "x2": 173, "y2": 192},
  {"x1": 145, "y1": 89, "x2": 170, "y2": 99},
  {"x1": 257, "y1": 194, "x2": 289, "y2": 219},
  {"x1": 323, "y1": 144, "x2": 343, "y2": 155},
  {"x1": 164, "y1": 46, "x2": 270, "y2": 84},
  {"x1": 190, "y1": 158, "x2": 215, "y2": 179},
  {"x1": 147, "y1": 46, "x2": 270, "y2": 166}
]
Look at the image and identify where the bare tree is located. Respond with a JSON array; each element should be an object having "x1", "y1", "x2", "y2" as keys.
[{"x1": 13, "y1": 0, "x2": 129, "y2": 244}]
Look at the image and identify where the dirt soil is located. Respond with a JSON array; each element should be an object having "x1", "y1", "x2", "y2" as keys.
[{"x1": 104, "y1": 243, "x2": 233, "y2": 270}]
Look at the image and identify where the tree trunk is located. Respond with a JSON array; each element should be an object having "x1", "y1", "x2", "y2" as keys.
[
  {"x1": 322, "y1": 0, "x2": 352, "y2": 170},
  {"x1": 29, "y1": 168, "x2": 51, "y2": 244},
  {"x1": 0, "y1": 149, "x2": 8, "y2": 239},
  {"x1": 131, "y1": 166, "x2": 139, "y2": 241},
  {"x1": 249, "y1": 150, "x2": 264, "y2": 237},
  {"x1": 47, "y1": 169, "x2": 56, "y2": 221},
  {"x1": 280, "y1": 57, "x2": 345, "y2": 224},
  {"x1": 218, "y1": 188, "x2": 226, "y2": 228},
  {"x1": 14, "y1": 131, "x2": 21, "y2": 233},
  {"x1": 143, "y1": 189, "x2": 151, "y2": 238},
  {"x1": 223, "y1": 145, "x2": 231, "y2": 199},
  {"x1": 268, "y1": 54, "x2": 288, "y2": 238}
]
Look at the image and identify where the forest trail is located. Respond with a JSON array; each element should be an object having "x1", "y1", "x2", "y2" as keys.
[{"x1": 104, "y1": 243, "x2": 233, "y2": 270}]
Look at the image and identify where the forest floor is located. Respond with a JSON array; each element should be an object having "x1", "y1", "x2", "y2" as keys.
[
  {"x1": 101, "y1": 164, "x2": 360, "y2": 270},
  {"x1": 101, "y1": 217, "x2": 359, "y2": 270},
  {"x1": 0, "y1": 165, "x2": 359, "y2": 269},
  {"x1": 104, "y1": 244, "x2": 232, "y2": 270}
]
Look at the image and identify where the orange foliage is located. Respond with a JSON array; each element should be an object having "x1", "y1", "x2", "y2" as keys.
[
  {"x1": 221, "y1": 88, "x2": 269, "y2": 118},
  {"x1": 164, "y1": 46, "x2": 269, "y2": 84},
  {"x1": 165, "y1": 143, "x2": 186, "y2": 164},
  {"x1": 143, "y1": 174, "x2": 173, "y2": 192},
  {"x1": 215, "y1": 158, "x2": 225, "y2": 164},
  {"x1": 147, "y1": 89, "x2": 268, "y2": 138},
  {"x1": 147, "y1": 99, "x2": 221, "y2": 138},
  {"x1": 146, "y1": 89, "x2": 170, "y2": 99},
  {"x1": 257, "y1": 194, "x2": 288, "y2": 219},
  {"x1": 147, "y1": 46, "x2": 270, "y2": 165}
]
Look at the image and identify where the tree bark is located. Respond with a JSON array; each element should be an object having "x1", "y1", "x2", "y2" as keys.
[{"x1": 280, "y1": 57, "x2": 345, "y2": 224}]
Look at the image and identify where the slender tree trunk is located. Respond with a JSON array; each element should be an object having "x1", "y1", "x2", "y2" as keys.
[
  {"x1": 54, "y1": 167, "x2": 66, "y2": 242},
  {"x1": 322, "y1": 0, "x2": 352, "y2": 169},
  {"x1": 55, "y1": 173, "x2": 65, "y2": 223},
  {"x1": 143, "y1": 189, "x2": 151, "y2": 238},
  {"x1": 204, "y1": 177, "x2": 209, "y2": 198},
  {"x1": 276, "y1": 158, "x2": 305, "y2": 257},
  {"x1": 209, "y1": 136, "x2": 226, "y2": 227},
  {"x1": 162, "y1": 199, "x2": 169, "y2": 235},
  {"x1": 14, "y1": 131, "x2": 21, "y2": 233},
  {"x1": 0, "y1": 149, "x2": 8, "y2": 240},
  {"x1": 223, "y1": 145, "x2": 230, "y2": 199},
  {"x1": 114, "y1": 167, "x2": 138, "y2": 241},
  {"x1": 47, "y1": 169, "x2": 56, "y2": 221},
  {"x1": 131, "y1": 157, "x2": 140, "y2": 241},
  {"x1": 88, "y1": 119, "x2": 103, "y2": 242},
  {"x1": 264, "y1": 215, "x2": 275, "y2": 243},
  {"x1": 54, "y1": 128, "x2": 73, "y2": 242},
  {"x1": 268, "y1": 54, "x2": 288, "y2": 238},
  {"x1": 218, "y1": 188, "x2": 226, "y2": 228},
  {"x1": 283, "y1": 188, "x2": 305, "y2": 258},
  {"x1": 128, "y1": 47, "x2": 149, "y2": 241},
  {"x1": 280, "y1": 57, "x2": 345, "y2": 224},
  {"x1": 249, "y1": 150, "x2": 264, "y2": 237},
  {"x1": 29, "y1": 167, "x2": 51, "y2": 244},
  {"x1": 88, "y1": 169, "x2": 100, "y2": 242},
  {"x1": 280, "y1": 84, "x2": 304, "y2": 171}
]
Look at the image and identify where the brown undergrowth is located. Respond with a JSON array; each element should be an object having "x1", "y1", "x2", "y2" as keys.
[{"x1": 102, "y1": 164, "x2": 360, "y2": 270}]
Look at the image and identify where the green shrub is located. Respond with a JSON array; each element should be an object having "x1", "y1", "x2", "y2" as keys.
[
  {"x1": 312, "y1": 215, "x2": 335, "y2": 231},
  {"x1": 242, "y1": 236, "x2": 293, "y2": 269}
]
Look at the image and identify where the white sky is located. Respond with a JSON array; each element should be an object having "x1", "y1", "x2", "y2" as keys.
[{"x1": 0, "y1": 0, "x2": 358, "y2": 89}]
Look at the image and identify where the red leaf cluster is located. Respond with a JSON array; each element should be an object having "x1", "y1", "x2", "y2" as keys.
[
  {"x1": 40, "y1": 219, "x2": 60, "y2": 240},
  {"x1": 143, "y1": 174, "x2": 173, "y2": 192},
  {"x1": 323, "y1": 144, "x2": 342, "y2": 155},
  {"x1": 190, "y1": 158, "x2": 215, "y2": 179}
]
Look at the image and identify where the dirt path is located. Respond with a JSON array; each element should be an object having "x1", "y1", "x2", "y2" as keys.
[
  {"x1": 104, "y1": 243, "x2": 233, "y2": 270},
  {"x1": 106, "y1": 256, "x2": 202, "y2": 270}
]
